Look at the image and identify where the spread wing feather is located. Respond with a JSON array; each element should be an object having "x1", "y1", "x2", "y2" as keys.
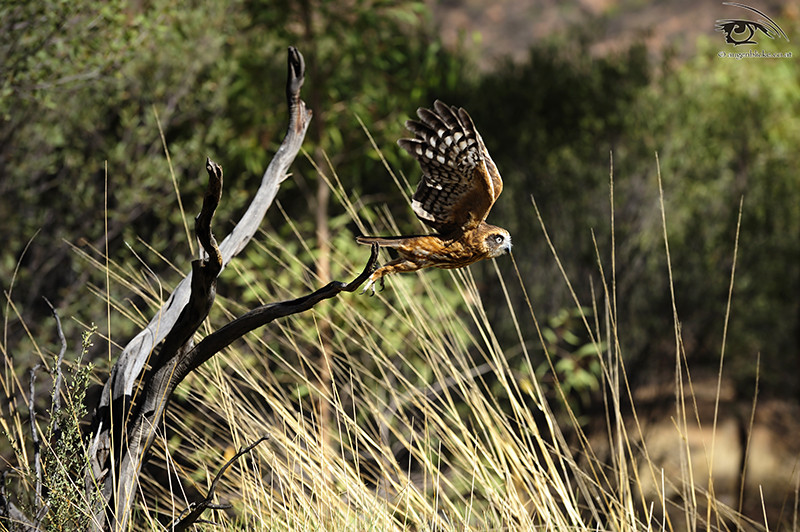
[{"x1": 397, "y1": 100, "x2": 502, "y2": 234}]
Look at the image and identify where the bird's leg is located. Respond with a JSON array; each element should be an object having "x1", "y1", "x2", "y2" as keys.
[{"x1": 360, "y1": 258, "x2": 421, "y2": 295}]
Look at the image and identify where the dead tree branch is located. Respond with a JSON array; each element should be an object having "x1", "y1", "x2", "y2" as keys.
[
  {"x1": 85, "y1": 46, "x2": 313, "y2": 531},
  {"x1": 1, "y1": 44, "x2": 376, "y2": 532},
  {"x1": 42, "y1": 298, "x2": 66, "y2": 418},
  {"x1": 74, "y1": 46, "x2": 377, "y2": 531},
  {"x1": 170, "y1": 435, "x2": 270, "y2": 531},
  {"x1": 92, "y1": 45, "x2": 311, "y2": 418},
  {"x1": 98, "y1": 156, "x2": 227, "y2": 529},
  {"x1": 111, "y1": 240, "x2": 377, "y2": 530},
  {"x1": 27, "y1": 365, "x2": 42, "y2": 512}
]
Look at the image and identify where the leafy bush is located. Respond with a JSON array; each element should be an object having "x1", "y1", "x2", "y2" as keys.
[{"x1": 618, "y1": 34, "x2": 800, "y2": 397}]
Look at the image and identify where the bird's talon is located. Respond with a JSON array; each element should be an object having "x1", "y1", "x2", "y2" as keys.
[{"x1": 361, "y1": 278, "x2": 377, "y2": 296}]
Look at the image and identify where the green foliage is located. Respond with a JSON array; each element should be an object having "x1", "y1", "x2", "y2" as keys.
[
  {"x1": 418, "y1": 23, "x2": 800, "y2": 401},
  {"x1": 616, "y1": 34, "x2": 800, "y2": 396},
  {"x1": 0, "y1": 325, "x2": 98, "y2": 529},
  {"x1": 42, "y1": 327, "x2": 97, "y2": 529},
  {"x1": 536, "y1": 307, "x2": 602, "y2": 413},
  {"x1": 2, "y1": 0, "x2": 251, "y2": 363},
  {"x1": 1, "y1": 0, "x2": 469, "y2": 372}
]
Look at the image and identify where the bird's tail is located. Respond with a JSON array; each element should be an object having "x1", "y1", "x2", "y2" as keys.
[{"x1": 356, "y1": 235, "x2": 409, "y2": 248}]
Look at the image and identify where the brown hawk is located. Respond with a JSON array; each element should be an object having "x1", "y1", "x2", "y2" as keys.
[{"x1": 357, "y1": 100, "x2": 511, "y2": 294}]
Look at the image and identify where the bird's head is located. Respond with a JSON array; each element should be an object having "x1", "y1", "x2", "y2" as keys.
[{"x1": 483, "y1": 226, "x2": 512, "y2": 258}]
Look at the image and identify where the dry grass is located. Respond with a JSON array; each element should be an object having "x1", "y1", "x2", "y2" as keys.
[
  {"x1": 1, "y1": 152, "x2": 775, "y2": 531},
  {"x1": 129, "y1": 153, "x2": 757, "y2": 531}
]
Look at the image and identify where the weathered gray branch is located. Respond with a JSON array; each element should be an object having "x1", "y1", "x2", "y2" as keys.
[
  {"x1": 27, "y1": 365, "x2": 42, "y2": 513},
  {"x1": 42, "y1": 298, "x2": 67, "y2": 417},
  {"x1": 98, "y1": 45, "x2": 311, "y2": 409},
  {"x1": 85, "y1": 46, "x2": 314, "y2": 531},
  {"x1": 104, "y1": 156, "x2": 225, "y2": 529}
]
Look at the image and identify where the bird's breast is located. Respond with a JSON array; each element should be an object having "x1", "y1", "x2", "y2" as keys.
[{"x1": 397, "y1": 234, "x2": 486, "y2": 267}]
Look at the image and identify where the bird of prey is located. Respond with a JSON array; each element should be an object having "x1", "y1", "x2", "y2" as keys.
[{"x1": 358, "y1": 100, "x2": 511, "y2": 294}]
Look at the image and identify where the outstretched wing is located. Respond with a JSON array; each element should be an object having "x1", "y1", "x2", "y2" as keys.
[{"x1": 398, "y1": 100, "x2": 503, "y2": 234}]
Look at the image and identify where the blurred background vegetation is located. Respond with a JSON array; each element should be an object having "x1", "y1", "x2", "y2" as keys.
[
  {"x1": 3, "y1": 0, "x2": 797, "y2": 399},
  {"x1": 2, "y1": 0, "x2": 799, "y2": 525}
]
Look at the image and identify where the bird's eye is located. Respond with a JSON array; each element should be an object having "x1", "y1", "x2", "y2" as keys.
[{"x1": 494, "y1": 235, "x2": 504, "y2": 244}]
